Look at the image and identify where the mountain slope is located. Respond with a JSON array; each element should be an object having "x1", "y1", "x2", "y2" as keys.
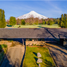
[{"x1": 16, "y1": 11, "x2": 48, "y2": 19}]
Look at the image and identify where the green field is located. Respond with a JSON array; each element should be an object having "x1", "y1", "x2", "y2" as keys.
[
  {"x1": 6, "y1": 24, "x2": 60, "y2": 28},
  {"x1": 23, "y1": 46, "x2": 55, "y2": 67}
]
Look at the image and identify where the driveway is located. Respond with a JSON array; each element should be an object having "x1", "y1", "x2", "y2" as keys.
[
  {"x1": 46, "y1": 43, "x2": 67, "y2": 67},
  {"x1": 0, "y1": 45, "x2": 25, "y2": 67}
]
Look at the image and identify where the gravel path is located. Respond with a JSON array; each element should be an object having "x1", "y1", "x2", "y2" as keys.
[
  {"x1": 46, "y1": 43, "x2": 67, "y2": 67},
  {"x1": 0, "y1": 45, "x2": 25, "y2": 67}
]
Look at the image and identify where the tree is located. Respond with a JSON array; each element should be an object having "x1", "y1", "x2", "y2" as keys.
[
  {"x1": 48, "y1": 19, "x2": 54, "y2": 25},
  {"x1": 61, "y1": 14, "x2": 63, "y2": 21},
  {"x1": 0, "y1": 9, "x2": 6, "y2": 28},
  {"x1": 16, "y1": 18, "x2": 21, "y2": 25},
  {"x1": 59, "y1": 14, "x2": 67, "y2": 28},
  {"x1": 21, "y1": 19, "x2": 25, "y2": 25},
  {"x1": 34, "y1": 20, "x2": 39, "y2": 25},
  {"x1": 46, "y1": 21, "x2": 48, "y2": 24},
  {"x1": 42, "y1": 20, "x2": 45, "y2": 25},
  {"x1": 9, "y1": 16, "x2": 16, "y2": 25}
]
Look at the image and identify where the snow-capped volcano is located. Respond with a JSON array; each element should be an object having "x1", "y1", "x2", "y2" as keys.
[{"x1": 16, "y1": 11, "x2": 48, "y2": 19}]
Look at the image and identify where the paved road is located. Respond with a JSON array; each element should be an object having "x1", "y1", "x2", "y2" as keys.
[
  {"x1": 0, "y1": 45, "x2": 25, "y2": 67},
  {"x1": 46, "y1": 43, "x2": 67, "y2": 67}
]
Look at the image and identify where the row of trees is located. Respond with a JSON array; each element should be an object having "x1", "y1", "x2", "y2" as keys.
[
  {"x1": 43, "y1": 18, "x2": 54, "y2": 25},
  {"x1": 7, "y1": 17, "x2": 25, "y2": 25},
  {"x1": 7, "y1": 17, "x2": 54, "y2": 26}
]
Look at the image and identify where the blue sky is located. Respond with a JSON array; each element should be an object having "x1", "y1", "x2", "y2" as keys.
[{"x1": 0, "y1": 0, "x2": 67, "y2": 20}]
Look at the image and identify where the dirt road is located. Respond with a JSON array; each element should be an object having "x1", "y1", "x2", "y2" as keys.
[
  {"x1": 0, "y1": 45, "x2": 25, "y2": 67},
  {"x1": 46, "y1": 43, "x2": 67, "y2": 67}
]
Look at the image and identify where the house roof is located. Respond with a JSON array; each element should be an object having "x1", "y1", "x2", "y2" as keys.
[
  {"x1": 47, "y1": 28, "x2": 67, "y2": 39},
  {"x1": 0, "y1": 28, "x2": 67, "y2": 39}
]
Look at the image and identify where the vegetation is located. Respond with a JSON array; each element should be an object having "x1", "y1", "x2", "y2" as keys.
[
  {"x1": 53, "y1": 14, "x2": 67, "y2": 28},
  {"x1": 0, "y1": 44, "x2": 7, "y2": 62},
  {"x1": 48, "y1": 19, "x2": 54, "y2": 25},
  {"x1": 16, "y1": 18, "x2": 21, "y2": 25},
  {"x1": 21, "y1": 19, "x2": 25, "y2": 25},
  {"x1": 9, "y1": 16, "x2": 16, "y2": 25},
  {"x1": 23, "y1": 46, "x2": 55, "y2": 67},
  {"x1": 0, "y1": 9, "x2": 6, "y2": 28},
  {"x1": 0, "y1": 9, "x2": 66, "y2": 28},
  {"x1": 59, "y1": 14, "x2": 67, "y2": 28},
  {"x1": 43, "y1": 20, "x2": 45, "y2": 25},
  {"x1": 13, "y1": 24, "x2": 60, "y2": 28}
]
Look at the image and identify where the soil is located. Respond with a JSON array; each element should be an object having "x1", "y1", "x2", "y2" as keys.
[
  {"x1": 46, "y1": 43, "x2": 67, "y2": 67},
  {"x1": 0, "y1": 43, "x2": 25, "y2": 67}
]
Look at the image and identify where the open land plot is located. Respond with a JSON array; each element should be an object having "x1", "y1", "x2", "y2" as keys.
[
  {"x1": 13, "y1": 24, "x2": 60, "y2": 28},
  {"x1": 23, "y1": 46, "x2": 55, "y2": 67},
  {"x1": 6, "y1": 24, "x2": 60, "y2": 28}
]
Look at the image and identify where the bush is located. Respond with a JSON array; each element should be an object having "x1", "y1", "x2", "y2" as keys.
[
  {"x1": 0, "y1": 44, "x2": 7, "y2": 49},
  {"x1": 2, "y1": 44, "x2": 7, "y2": 48}
]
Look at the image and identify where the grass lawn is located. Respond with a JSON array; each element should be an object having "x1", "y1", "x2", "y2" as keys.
[
  {"x1": 23, "y1": 46, "x2": 55, "y2": 67},
  {"x1": 0, "y1": 44, "x2": 7, "y2": 62},
  {"x1": 12, "y1": 24, "x2": 60, "y2": 28}
]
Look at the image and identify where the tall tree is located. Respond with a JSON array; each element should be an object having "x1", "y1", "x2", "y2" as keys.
[
  {"x1": 61, "y1": 14, "x2": 63, "y2": 21},
  {"x1": 59, "y1": 14, "x2": 67, "y2": 28},
  {"x1": 42, "y1": 20, "x2": 45, "y2": 25},
  {"x1": 21, "y1": 19, "x2": 25, "y2": 25},
  {"x1": 9, "y1": 16, "x2": 16, "y2": 25},
  {"x1": 46, "y1": 21, "x2": 48, "y2": 24},
  {"x1": 0, "y1": 9, "x2": 6, "y2": 28}
]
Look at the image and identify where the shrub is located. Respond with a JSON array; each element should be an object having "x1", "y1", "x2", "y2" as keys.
[{"x1": 1, "y1": 44, "x2": 7, "y2": 48}]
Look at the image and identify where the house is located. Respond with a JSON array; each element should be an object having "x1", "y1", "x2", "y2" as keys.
[{"x1": 0, "y1": 28, "x2": 67, "y2": 46}]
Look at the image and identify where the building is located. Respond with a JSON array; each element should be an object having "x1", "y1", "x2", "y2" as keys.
[{"x1": 0, "y1": 28, "x2": 67, "y2": 46}]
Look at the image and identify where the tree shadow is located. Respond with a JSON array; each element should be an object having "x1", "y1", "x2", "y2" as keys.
[
  {"x1": 0, "y1": 45, "x2": 4, "y2": 65},
  {"x1": 34, "y1": 57, "x2": 38, "y2": 66},
  {"x1": 33, "y1": 52, "x2": 38, "y2": 66},
  {"x1": 0, "y1": 55, "x2": 14, "y2": 67},
  {"x1": 33, "y1": 52, "x2": 37, "y2": 56},
  {"x1": 38, "y1": 25, "x2": 42, "y2": 28},
  {"x1": 45, "y1": 28, "x2": 58, "y2": 40},
  {"x1": 47, "y1": 28, "x2": 67, "y2": 39},
  {"x1": 7, "y1": 25, "x2": 12, "y2": 27},
  {"x1": 43, "y1": 59, "x2": 55, "y2": 67},
  {"x1": 34, "y1": 57, "x2": 38, "y2": 61}
]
